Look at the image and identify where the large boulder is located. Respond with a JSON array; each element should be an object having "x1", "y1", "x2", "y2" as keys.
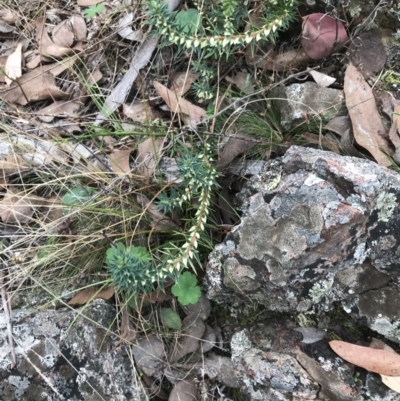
[
  {"x1": 205, "y1": 146, "x2": 400, "y2": 400},
  {"x1": 206, "y1": 146, "x2": 400, "y2": 339}
]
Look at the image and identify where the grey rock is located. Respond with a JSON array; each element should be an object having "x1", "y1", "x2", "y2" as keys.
[
  {"x1": 0, "y1": 301, "x2": 148, "y2": 401},
  {"x1": 230, "y1": 322, "x2": 368, "y2": 401},
  {"x1": 274, "y1": 82, "x2": 346, "y2": 130},
  {"x1": 205, "y1": 146, "x2": 400, "y2": 338},
  {"x1": 132, "y1": 335, "x2": 166, "y2": 379}
]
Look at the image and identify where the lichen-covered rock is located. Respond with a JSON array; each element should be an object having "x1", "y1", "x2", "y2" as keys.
[
  {"x1": 0, "y1": 301, "x2": 148, "y2": 401},
  {"x1": 275, "y1": 82, "x2": 346, "y2": 130},
  {"x1": 205, "y1": 146, "x2": 400, "y2": 340},
  {"x1": 230, "y1": 322, "x2": 400, "y2": 401}
]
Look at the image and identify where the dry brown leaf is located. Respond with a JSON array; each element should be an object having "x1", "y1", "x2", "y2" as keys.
[
  {"x1": 218, "y1": 134, "x2": 257, "y2": 169},
  {"x1": 391, "y1": 105, "x2": 400, "y2": 163},
  {"x1": 330, "y1": 340, "x2": 400, "y2": 376},
  {"x1": 349, "y1": 32, "x2": 386, "y2": 78},
  {"x1": 344, "y1": 63, "x2": 393, "y2": 167},
  {"x1": 0, "y1": 153, "x2": 27, "y2": 176},
  {"x1": 0, "y1": 9, "x2": 18, "y2": 24},
  {"x1": 225, "y1": 72, "x2": 256, "y2": 95},
  {"x1": 381, "y1": 376, "x2": 400, "y2": 394},
  {"x1": 0, "y1": 55, "x2": 8, "y2": 83},
  {"x1": 137, "y1": 193, "x2": 180, "y2": 231},
  {"x1": 324, "y1": 116, "x2": 352, "y2": 137},
  {"x1": 117, "y1": 13, "x2": 144, "y2": 42},
  {"x1": 142, "y1": 285, "x2": 174, "y2": 304},
  {"x1": 42, "y1": 55, "x2": 79, "y2": 76},
  {"x1": 171, "y1": 70, "x2": 199, "y2": 95},
  {"x1": 79, "y1": 68, "x2": 103, "y2": 100},
  {"x1": 246, "y1": 47, "x2": 312, "y2": 71},
  {"x1": 71, "y1": 15, "x2": 87, "y2": 41},
  {"x1": 153, "y1": 81, "x2": 206, "y2": 125},
  {"x1": 4, "y1": 43, "x2": 22, "y2": 86},
  {"x1": 0, "y1": 189, "x2": 46, "y2": 224},
  {"x1": 367, "y1": 339, "x2": 400, "y2": 394},
  {"x1": 68, "y1": 286, "x2": 115, "y2": 305},
  {"x1": 123, "y1": 102, "x2": 161, "y2": 123},
  {"x1": 0, "y1": 20, "x2": 15, "y2": 33},
  {"x1": 169, "y1": 379, "x2": 198, "y2": 401},
  {"x1": 36, "y1": 100, "x2": 81, "y2": 122},
  {"x1": 25, "y1": 54, "x2": 45, "y2": 69},
  {"x1": 169, "y1": 314, "x2": 206, "y2": 363},
  {"x1": 36, "y1": 17, "x2": 75, "y2": 59},
  {"x1": 108, "y1": 148, "x2": 132, "y2": 174},
  {"x1": 301, "y1": 132, "x2": 341, "y2": 154},
  {"x1": 77, "y1": 0, "x2": 104, "y2": 5},
  {"x1": 52, "y1": 20, "x2": 74, "y2": 48},
  {"x1": 132, "y1": 336, "x2": 166, "y2": 377},
  {"x1": 136, "y1": 137, "x2": 164, "y2": 180},
  {"x1": 0, "y1": 67, "x2": 70, "y2": 105},
  {"x1": 52, "y1": 15, "x2": 86, "y2": 47}
]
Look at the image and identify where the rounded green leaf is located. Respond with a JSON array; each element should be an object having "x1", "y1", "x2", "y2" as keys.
[
  {"x1": 160, "y1": 308, "x2": 182, "y2": 330},
  {"x1": 62, "y1": 186, "x2": 97, "y2": 213}
]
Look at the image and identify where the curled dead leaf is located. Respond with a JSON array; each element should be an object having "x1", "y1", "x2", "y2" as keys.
[
  {"x1": 344, "y1": 63, "x2": 393, "y2": 166},
  {"x1": 4, "y1": 43, "x2": 22, "y2": 86},
  {"x1": 0, "y1": 189, "x2": 46, "y2": 224},
  {"x1": 0, "y1": 67, "x2": 70, "y2": 105},
  {"x1": 36, "y1": 100, "x2": 81, "y2": 122},
  {"x1": 135, "y1": 137, "x2": 165, "y2": 180},
  {"x1": 36, "y1": 17, "x2": 78, "y2": 59},
  {"x1": 153, "y1": 81, "x2": 206, "y2": 126},
  {"x1": 137, "y1": 194, "x2": 180, "y2": 231},
  {"x1": 171, "y1": 70, "x2": 199, "y2": 95},
  {"x1": 52, "y1": 20, "x2": 74, "y2": 48},
  {"x1": 68, "y1": 286, "x2": 115, "y2": 305},
  {"x1": 169, "y1": 379, "x2": 197, "y2": 401},
  {"x1": 301, "y1": 132, "x2": 341, "y2": 154},
  {"x1": 246, "y1": 47, "x2": 311, "y2": 71},
  {"x1": 123, "y1": 102, "x2": 161, "y2": 123},
  {"x1": 117, "y1": 13, "x2": 144, "y2": 42},
  {"x1": 169, "y1": 314, "x2": 206, "y2": 363},
  {"x1": 108, "y1": 148, "x2": 133, "y2": 174}
]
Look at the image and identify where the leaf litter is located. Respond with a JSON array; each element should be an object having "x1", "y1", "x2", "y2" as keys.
[{"x1": 1, "y1": 0, "x2": 400, "y2": 399}]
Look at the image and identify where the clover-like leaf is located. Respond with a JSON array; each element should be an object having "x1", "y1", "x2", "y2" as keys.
[
  {"x1": 83, "y1": 4, "x2": 105, "y2": 19},
  {"x1": 171, "y1": 271, "x2": 202, "y2": 305},
  {"x1": 160, "y1": 308, "x2": 182, "y2": 330}
]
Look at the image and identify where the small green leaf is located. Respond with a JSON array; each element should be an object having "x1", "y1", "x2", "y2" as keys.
[
  {"x1": 171, "y1": 272, "x2": 202, "y2": 305},
  {"x1": 83, "y1": 3, "x2": 105, "y2": 19},
  {"x1": 174, "y1": 9, "x2": 200, "y2": 36},
  {"x1": 160, "y1": 308, "x2": 182, "y2": 330},
  {"x1": 62, "y1": 186, "x2": 97, "y2": 213}
]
